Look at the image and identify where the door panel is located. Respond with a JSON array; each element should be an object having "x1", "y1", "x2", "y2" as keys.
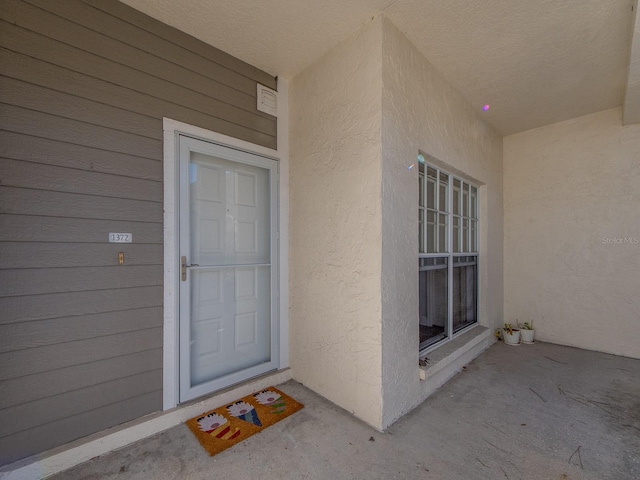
[{"x1": 179, "y1": 135, "x2": 278, "y2": 402}]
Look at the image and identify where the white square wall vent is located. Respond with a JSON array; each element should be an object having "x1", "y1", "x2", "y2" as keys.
[{"x1": 257, "y1": 84, "x2": 278, "y2": 117}]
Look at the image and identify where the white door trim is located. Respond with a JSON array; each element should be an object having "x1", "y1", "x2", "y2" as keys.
[{"x1": 162, "y1": 79, "x2": 289, "y2": 409}]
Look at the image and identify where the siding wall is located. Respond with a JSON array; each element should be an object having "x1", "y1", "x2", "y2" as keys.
[{"x1": 0, "y1": 0, "x2": 276, "y2": 465}]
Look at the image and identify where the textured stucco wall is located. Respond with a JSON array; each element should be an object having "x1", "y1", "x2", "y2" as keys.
[
  {"x1": 289, "y1": 18, "x2": 384, "y2": 428},
  {"x1": 504, "y1": 108, "x2": 640, "y2": 358},
  {"x1": 379, "y1": 18, "x2": 504, "y2": 428}
]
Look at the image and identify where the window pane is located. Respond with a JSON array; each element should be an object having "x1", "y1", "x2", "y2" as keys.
[
  {"x1": 471, "y1": 219, "x2": 477, "y2": 252},
  {"x1": 452, "y1": 216, "x2": 459, "y2": 252},
  {"x1": 438, "y1": 213, "x2": 448, "y2": 253},
  {"x1": 470, "y1": 187, "x2": 477, "y2": 219},
  {"x1": 427, "y1": 177, "x2": 436, "y2": 209},
  {"x1": 419, "y1": 175, "x2": 424, "y2": 207},
  {"x1": 463, "y1": 183, "x2": 469, "y2": 217},
  {"x1": 453, "y1": 179, "x2": 461, "y2": 215},
  {"x1": 426, "y1": 210, "x2": 436, "y2": 253},
  {"x1": 462, "y1": 218, "x2": 469, "y2": 252},
  {"x1": 427, "y1": 168, "x2": 437, "y2": 209},
  {"x1": 452, "y1": 258, "x2": 477, "y2": 333},
  {"x1": 439, "y1": 174, "x2": 448, "y2": 212},
  {"x1": 419, "y1": 208, "x2": 425, "y2": 253},
  {"x1": 419, "y1": 257, "x2": 449, "y2": 349}
]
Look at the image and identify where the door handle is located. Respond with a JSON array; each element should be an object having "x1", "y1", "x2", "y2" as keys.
[{"x1": 181, "y1": 256, "x2": 199, "y2": 281}]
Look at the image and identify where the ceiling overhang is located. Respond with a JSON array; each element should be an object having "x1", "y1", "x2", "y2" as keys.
[{"x1": 121, "y1": 0, "x2": 639, "y2": 135}]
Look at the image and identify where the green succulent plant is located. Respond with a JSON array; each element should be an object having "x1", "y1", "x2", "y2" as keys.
[{"x1": 503, "y1": 323, "x2": 518, "y2": 335}]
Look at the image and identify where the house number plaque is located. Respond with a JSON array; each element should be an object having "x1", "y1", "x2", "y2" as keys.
[{"x1": 109, "y1": 233, "x2": 133, "y2": 243}]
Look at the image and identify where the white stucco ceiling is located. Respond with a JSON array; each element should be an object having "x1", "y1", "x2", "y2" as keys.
[{"x1": 122, "y1": 0, "x2": 638, "y2": 136}]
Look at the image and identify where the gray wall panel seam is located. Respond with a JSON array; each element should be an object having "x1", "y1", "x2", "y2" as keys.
[
  {"x1": 0, "y1": 286, "x2": 165, "y2": 302},
  {"x1": 0, "y1": 348, "x2": 163, "y2": 388},
  {"x1": 24, "y1": 0, "x2": 263, "y2": 104},
  {"x1": 0, "y1": 44, "x2": 276, "y2": 145},
  {"x1": 0, "y1": 308, "x2": 164, "y2": 328},
  {"x1": 0, "y1": 20, "x2": 276, "y2": 136},
  {"x1": 0, "y1": 129, "x2": 164, "y2": 164},
  {"x1": 23, "y1": 0, "x2": 261, "y2": 97},
  {"x1": 0, "y1": 75, "x2": 164, "y2": 140},
  {"x1": 0, "y1": 388, "x2": 164, "y2": 441},
  {"x1": 0, "y1": 157, "x2": 163, "y2": 186},
  {"x1": 0, "y1": 131, "x2": 164, "y2": 181},
  {"x1": 0, "y1": 212, "x2": 163, "y2": 226},
  {"x1": 79, "y1": 0, "x2": 277, "y2": 89},
  {"x1": 0, "y1": 156, "x2": 164, "y2": 182},
  {"x1": 0, "y1": 328, "x2": 164, "y2": 376},
  {"x1": 0, "y1": 241, "x2": 163, "y2": 245},
  {"x1": 0, "y1": 368, "x2": 164, "y2": 408},
  {"x1": 0, "y1": 104, "x2": 163, "y2": 160},
  {"x1": 0, "y1": 48, "x2": 277, "y2": 141},
  {"x1": 0, "y1": 346, "x2": 164, "y2": 380},
  {"x1": 0, "y1": 349, "x2": 163, "y2": 410},
  {"x1": 0, "y1": 101, "x2": 165, "y2": 145},
  {"x1": 0, "y1": 378, "x2": 164, "y2": 439},
  {"x1": 0, "y1": 74, "x2": 162, "y2": 124},
  {"x1": 0, "y1": 185, "x2": 164, "y2": 205}
]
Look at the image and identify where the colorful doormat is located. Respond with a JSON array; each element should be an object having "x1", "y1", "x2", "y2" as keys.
[{"x1": 186, "y1": 387, "x2": 304, "y2": 456}]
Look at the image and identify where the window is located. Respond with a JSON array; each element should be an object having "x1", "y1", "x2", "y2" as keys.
[{"x1": 419, "y1": 158, "x2": 478, "y2": 353}]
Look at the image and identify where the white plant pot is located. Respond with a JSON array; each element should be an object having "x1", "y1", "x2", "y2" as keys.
[
  {"x1": 503, "y1": 330, "x2": 520, "y2": 345},
  {"x1": 520, "y1": 329, "x2": 535, "y2": 344}
]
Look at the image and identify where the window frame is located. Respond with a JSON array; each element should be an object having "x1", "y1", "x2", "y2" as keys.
[{"x1": 419, "y1": 159, "x2": 479, "y2": 355}]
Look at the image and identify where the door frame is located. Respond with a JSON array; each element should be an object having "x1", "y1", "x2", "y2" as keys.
[{"x1": 162, "y1": 87, "x2": 289, "y2": 410}]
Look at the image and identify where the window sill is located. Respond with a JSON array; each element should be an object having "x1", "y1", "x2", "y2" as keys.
[{"x1": 419, "y1": 325, "x2": 491, "y2": 381}]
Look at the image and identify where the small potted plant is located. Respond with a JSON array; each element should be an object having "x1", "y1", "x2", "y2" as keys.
[
  {"x1": 502, "y1": 323, "x2": 520, "y2": 346},
  {"x1": 519, "y1": 321, "x2": 535, "y2": 344}
]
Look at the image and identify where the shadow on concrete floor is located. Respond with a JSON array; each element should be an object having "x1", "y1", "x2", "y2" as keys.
[{"x1": 48, "y1": 342, "x2": 640, "y2": 480}]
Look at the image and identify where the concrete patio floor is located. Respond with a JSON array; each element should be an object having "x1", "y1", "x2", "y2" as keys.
[{"x1": 48, "y1": 341, "x2": 640, "y2": 480}]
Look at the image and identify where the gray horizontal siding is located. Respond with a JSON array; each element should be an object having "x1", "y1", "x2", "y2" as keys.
[
  {"x1": 0, "y1": 266, "x2": 163, "y2": 296},
  {"x1": 0, "y1": 131, "x2": 162, "y2": 181},
  {"x1": 0, "y1": 349, "x2": 162, "y2": 410},
  {"x1": 0, "y1": 75, "x2": 163, "y2": 140},
  {"x1": 0, "y1": 307, "x2": 162, "y2": 353},
  {"x1": 83, "y1": 0, "x2": 277, "y2": 91},
  {"x1": 18, "y1": 0, "x2": 274, "y2": 133},
  {"x1": 0, "y1": 104, "x2": 163, "y2": 159},
  {"x1": 0, "y1": 0, "x2": 278, "y2": 465},
  {"x1": 0, "y1": 216, "x2": 162, "y2": 243},
  {"x1": 29, "y1": 0, "x2": 270, "y2": 98},
  {"x1": 0, "y1": 327, "x2": 163, "y2": 381},
  {"x1": 0, "y1": 390, "x2": 162, "y2": 467},
  {"x1": 0, "y1": 370, "x2": 162, "y2": 438},
  {"x1": 0, "y1": 187, "x2": 163, "y2": 221},
  {"x1": 0, "y1": 158, "x2": 162, "y2": 201},
  {"x1": 0, "y1": 19, "x2": 276, "y2": 145},
  {"x1": 0, "y1": 286, "x2": 163, "y2": 324},
  {"x1": 0, "y1": 243, "x2": 162, "y2": 269},
  {"x1": 0, "y1": 47, "x2": 276, "y2": 149}
]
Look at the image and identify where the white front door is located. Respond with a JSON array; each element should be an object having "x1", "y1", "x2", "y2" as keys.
[{"x1": 179, "y1": 135, "x2": 278, "y2": 402}]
